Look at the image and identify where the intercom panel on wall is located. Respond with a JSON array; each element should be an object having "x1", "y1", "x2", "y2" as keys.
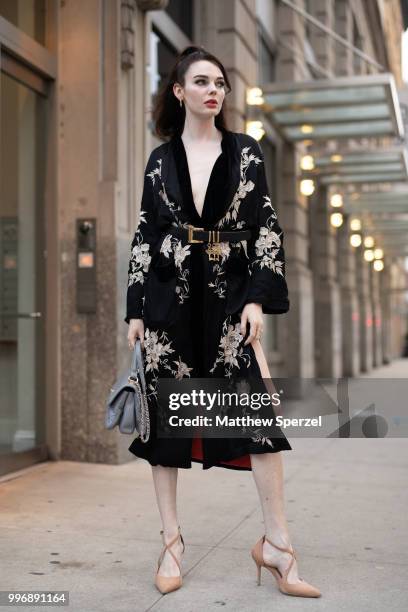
[{"x1": 76, "y1": 218, "x2": 97, "y2": 314}]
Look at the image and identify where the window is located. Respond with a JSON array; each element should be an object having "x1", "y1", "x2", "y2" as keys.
[
  {"x1": 258, "y1": 33, "x2": 276, "y2": 84},
  {"x1": 164, "y1": 0, "x2": 194, "y2": 39},
  {"x1": 0, "y1": 0, "x2": 46, "y2": 45},
  {"x1": 304, "y1": 0, "x2": 312, "y2": 41},
  {"x1": 150, "y1": 28, "x2": 179, "y2": 96},
  {"x1": 352, "y1": 17, "x2": 363, "y2": 74}
]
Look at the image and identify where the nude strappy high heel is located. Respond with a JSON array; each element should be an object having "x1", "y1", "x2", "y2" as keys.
[
  {"x1": 154, "y1": 526, "x2": 185, "y2": 595},
  {"x1": 251, "y1": 535, "x2": 321, "y2": 598}
]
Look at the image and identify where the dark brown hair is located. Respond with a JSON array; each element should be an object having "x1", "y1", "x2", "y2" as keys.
[{"x1": 151, "y1": 45, "x2": 232, "y2": 140}]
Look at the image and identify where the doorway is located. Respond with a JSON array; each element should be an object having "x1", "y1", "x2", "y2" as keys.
[{"x1": 0, "y1": 49, "x2": 48, "y2": 476}]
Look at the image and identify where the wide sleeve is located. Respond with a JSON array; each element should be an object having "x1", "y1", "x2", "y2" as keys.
[
  {"x1": 124, "y1": 151, "x2": 161, "y2": 324},
  {"x1": 245, "y1": 139, "x2": 290, "y2": 314}
]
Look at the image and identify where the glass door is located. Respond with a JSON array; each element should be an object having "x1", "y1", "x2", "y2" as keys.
[{"x1": 0, "y1": 50, "x2": 48, "y2": 476}]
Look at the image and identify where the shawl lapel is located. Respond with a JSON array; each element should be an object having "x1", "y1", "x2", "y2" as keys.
[
  {"x1": 221, "y1": 131, "x2": 242, "y2": 224},
  {"x1": 161, "y1": 129, "x2": 242, "y2": 227}
]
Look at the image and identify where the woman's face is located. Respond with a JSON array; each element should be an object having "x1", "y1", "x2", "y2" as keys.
[{"x1": 174, "y1": 60, "x2": 226, "y2": 118}]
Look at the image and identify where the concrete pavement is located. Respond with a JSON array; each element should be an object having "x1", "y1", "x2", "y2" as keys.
[{"x1": 1, "y1": 359, "x2": 408, "y2": 611}]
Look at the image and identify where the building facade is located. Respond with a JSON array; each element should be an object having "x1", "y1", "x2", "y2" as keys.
[{"x1": 0, "y1": 0, "x2": 407, "y2": 476}]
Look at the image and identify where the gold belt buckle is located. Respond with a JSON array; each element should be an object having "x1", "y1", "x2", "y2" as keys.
[
  {"x1": 206, "y1": 229, "x2": 222, "y2": 261},
  {"x1": 188, "y1": 224, "x2": 204, "y2": 243}
]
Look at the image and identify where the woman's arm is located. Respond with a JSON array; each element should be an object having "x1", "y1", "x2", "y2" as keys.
[
  {"x1": 125, "y1": 151, "x2": 160, "y2": 324},
  {"x1": 244, "y1": 138, "x2": 290, "y2": 315}
]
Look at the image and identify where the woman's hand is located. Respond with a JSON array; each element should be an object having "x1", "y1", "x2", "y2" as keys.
[
  {"x1": 127, "y1": 318, "x2": 145, "y2": 350},
  {"x1": 240, "y1": 303, "x2": 263, "y2": 346}
]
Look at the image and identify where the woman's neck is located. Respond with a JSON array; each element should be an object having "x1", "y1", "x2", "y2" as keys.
[{"x1": 181, "y1": 116, "x2": 222, "y2": 144}]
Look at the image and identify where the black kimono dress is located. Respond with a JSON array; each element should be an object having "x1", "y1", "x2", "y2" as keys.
[{"x1": 126, "y1": 127, "x2": 292, "y2": 470}]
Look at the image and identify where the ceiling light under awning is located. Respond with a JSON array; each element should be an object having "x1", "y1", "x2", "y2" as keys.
[{"x1": 247, "y1": 73, "x2": 404, "y2": 142}]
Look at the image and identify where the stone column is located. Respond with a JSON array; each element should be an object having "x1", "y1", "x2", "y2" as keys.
[
  {"x1": 334, "y1": 0, "x2": 353, "y2": 75},
  {"x1": 280, "y1": 144, "x2": 315, "y2": 378},
  {"x1": 311, "y1": 184, "x2": 342, "y2": 377},
  {"x1": 58, "y1": 0, "x2": 121, "y2": 463},
  {"x1": 337, "y1": 219, "x2": 359, "y2": 376},
  {"x1": 390, "y1": 258, "x2": 407, "y2": 358},
  {"x1": 308, "y1": 0, "x2": 335, "y2": 74},
  {"x1": 200, "y1": 0, "x2": 258, "y2": 131},
  {"x1": 355, "y1": 249, "x2": 373, "y2": 372},
  {"x1": 370, "y1": 263, "x2": 383, "y2": 366},
  {"x1": 379, "y1": 257, "x2": 392, "y2": 364},
  {"x1": 273, "y1": 1, "x2": 315, "y2": 378}
]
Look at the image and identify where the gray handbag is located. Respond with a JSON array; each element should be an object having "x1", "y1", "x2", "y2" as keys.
[{"x1": 105, "y1": 339, "x2": 150, "y2": 441}]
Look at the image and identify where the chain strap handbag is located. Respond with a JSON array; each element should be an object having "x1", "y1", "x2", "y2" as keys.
[{"x1": 105, "y1": 339, "x2": 150, "y2": 441}]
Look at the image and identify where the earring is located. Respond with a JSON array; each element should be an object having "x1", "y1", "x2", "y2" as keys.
[{"x1": 179, "y1": 99, "x2": 183, "y2": 108}]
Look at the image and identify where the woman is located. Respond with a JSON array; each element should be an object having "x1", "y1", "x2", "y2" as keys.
[{"x1": 125, "y1": 46, "x2": 321, "y2": 599}]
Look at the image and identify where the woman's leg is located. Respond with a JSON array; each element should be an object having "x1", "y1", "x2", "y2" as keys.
[
  {"x1": 250, "y1": 452, "x2": 301, "y2": 583},
  {"x1": 151, "y1": 465, "x2": 184, "y2": 577},
  {"x1": 249, "y1": 339, "x2": 301, "y2": 583}
]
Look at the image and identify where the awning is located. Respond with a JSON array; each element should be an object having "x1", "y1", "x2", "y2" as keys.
[
  {"x1": 312, "y1": 147, "x2": 408, "y2": 185},
  {"x1": 343, "y1": 188, "x2": 408, "y2": 255},
  {"x1": 247, "y1": 73, "x2": 407, "y2": 259},
  {"x1": 248, "y1": 74, "x2": 404, "y2": 142},
  {"x1": 343, "y1": 188, "x2": 408, "y2": 212},
  {"x1": 308, "y1": 149, "x2": 408, "y2": 252}
]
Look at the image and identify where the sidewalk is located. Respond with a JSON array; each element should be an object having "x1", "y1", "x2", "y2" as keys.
[{"x1": 1, "y1": 360, "x2": 407, "y2": 612}]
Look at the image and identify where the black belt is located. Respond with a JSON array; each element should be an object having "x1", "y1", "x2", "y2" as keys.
[
  {"x1": 167, "y1": 225, "x2": 251, "y2": 261},
  {"x1": 167, "y1": 224, "x2": 251, "y2": 244}
]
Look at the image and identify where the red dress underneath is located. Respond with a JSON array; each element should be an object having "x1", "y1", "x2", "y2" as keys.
[{"x1": 191, "y1": 436, "x2": 252, "y2": 469}]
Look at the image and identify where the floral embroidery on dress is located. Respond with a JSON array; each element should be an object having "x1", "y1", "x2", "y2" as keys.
[
  {"x1": 232, "y1": 380, "x2": 276, "y2": 448},
  {"x1": 159, "y1": 186, "x2": 182, "y2": 216},
  {"x1": 159, "y1": 233, "x2": 191, "y2": 269},
  {"x1": 160, "y1": 234, "x2": 173, "y2": 258},
  {"x1": 174, "y1": 241, "x2": 191, "y2": 270},
  {"x1": 172, "y1": 358, "x2": 194, "y2": 379},
  {"x1": 128, "y1": 208, "x2": 151, "y2": 287},
  {"x1": 147, "y1": 159, "x2": 162, "y2": 186},
  {"x1": 208, "y1": 264, "x2": 226, "y2": 299},
  {"x1": 250, "y1": 430, "x2": 275, "y2": 447},
  {"x1": 144, "y1": 328, "x2": 194, "y2": 398},
  {"x1": 250, "y1": 195, "x2": 285, "y2": 276},
  {"x1": 241, "y1": 422, "x2": 276, "y2": 448},
  {"x1": 210, "y1": 316, "x2": 251, "y2": 377},
  {"x1": 159, "y1": 233, "x2": 191, "y2": 304},
  {"x1": 175, "y1": 269, "x2": 190, "y2": 304},
  {"x1": 128, "y1": 162, "x2": 168, "y2": 290},
  {"x1": 217, "y1": 146, "x2": 262, "y2": 228},
  {"x1": 173, "y1": 237, "x2": 191, "y2": 302},
  {"x1": 148, "y1": 158, "x2": 182, "y2": 216},
  {"x1": 144, "y1": 328, "x2": 175, "y2": 373},
  {"x1": 208, "y1": 242, "x2": 230, "y2": 298}
]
